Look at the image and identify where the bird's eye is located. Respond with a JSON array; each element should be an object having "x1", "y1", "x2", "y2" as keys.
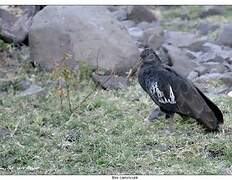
[{"x1": 148, "y1": 53, "x2": 155, "y2": 59}]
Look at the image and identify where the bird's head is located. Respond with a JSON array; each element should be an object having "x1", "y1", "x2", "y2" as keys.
[
  {"x1": 127, "y1": 47, "x2": 161, "y2": 79},
  {"x1": 140, "y1": 48, "x2": 161, "y2": 64}
]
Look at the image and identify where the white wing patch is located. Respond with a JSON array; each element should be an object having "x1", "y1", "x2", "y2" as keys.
[{"x1": 150, "y1": 82, "x2": 176, "y2": 104}]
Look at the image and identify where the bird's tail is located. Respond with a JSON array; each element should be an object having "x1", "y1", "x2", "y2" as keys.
[{"x1": 195, "y1": 86, "x2": 224, "y2": 125}]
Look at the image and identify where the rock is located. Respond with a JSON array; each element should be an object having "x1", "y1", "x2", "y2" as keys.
[
  {"x1": 0, "y1": 127, "x2": 11, "y2": 139},
  {"x1": 228, "y1": 91, "x2": 232, "y2": 97},
  {"x1": 121, "y1": 20, "x2": 135, "y2": 29},
  {"x1": 92, "y1": 73, "x2": 129, "y2": 90},
  {"x1": 200, "y1": 6, "x2": 225, "y2": 18},
  {"x1": 203, "y1": 62, "x2": 226, "y2": 74},
  {"x1": 127, "y1": 6, "x2": 157, "y2": 24},
  {"x1": 0, "y1": 92, "x2": 7, "y2": 97},
  {"x1": 187, "y1": 71, "x2": 199, "y2": 80},
  {"x1": 224, "y1": 62, "x2": 232, "y2": 72},
  {"x1": 18, "y1": 84, "x2": 44, "y2": 96},
  {"x1": 162, "y1": 45, "x2": 198, "y2": 77},
  {"x1": 112, "y1": 9, "x2": 127, "y2": 21},
  {"x1": 193, "y1": 42, "x2": 232, "y2": 63},
  {"x1": 210, "y1": 67, "x2": 225, "y2": 74},
  {"x1": 29, "y1": 6, "x2": 139, "y2": 75},
  {"x1": 107, "y1": 6, "x2": 119, "y2": 12},
  {"x1": 0, "y1": 6, "x2": 37, "y2": 43},
  {"x1": 144, "y1": 27, "x2": 165, "y2": 50},
  {"x1": 194, "y1": 66, "x2": 209, "y2": 75},
  {"x1": 164, "y1": 31, "x2": 207, "y2": 50},
  {"x1": 136, "y1": 21, "x2": 151, "y2": 30},
  {"x1": 217, "y1": 24, "x2": 232, "y2": 47},
  {"x1": 157, "y1": 47, "x2": 173, "y2": 66},
  {"x1": 16, "y1": 80, "x2": 31, "y2": 91},
  {"x1": 0, "y1": 78, "x2": 31, "y2": 92},
  {"x1": 65, "y1": 130, "x2": 80, "y2": 142},
  {"x1": 194, "y1": 73, "x2": 222, "y2": 83},
  {"x1": 185, "y1": 50, "x2": 202, "y2": 60},
  {"x1": 128, "y1": 27, "x2": 144, "y2": 41},
  {"x1": 185, "y1": 38, "x2": 208, "y2": 52},
  {"x1": 198, "y1": 21, "x2": 219, "y2": 35},
  {"x1": 194, "y1": 72, "x2": 232, "y2": 87},
  {"x1": 212, "y1": 85, "x2": 231, "y2": 95},
  {"x1": 201, "y1": 42, "x2": 222, "y2": 53},
  {"x1": 136, "y1": 21, "x2": 160, "y2": 30}
]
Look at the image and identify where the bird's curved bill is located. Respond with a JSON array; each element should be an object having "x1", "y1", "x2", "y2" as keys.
[{"x1": 127, "y1": 57, "x2": 143, "y2": 79}]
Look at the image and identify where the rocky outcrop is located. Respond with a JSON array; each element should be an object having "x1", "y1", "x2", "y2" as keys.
[
  {"x1": 0, "y1": 6, "x2": 38, "y2": 43},
  {"x1": 127, "y1": 6, "x2": 157, "y2": 23},
  {"x1": 217, "y1": 24, "x2": 232, "y2": 48},
  {"x1": 29, "y1": 6, "x2": 139, "y2": 75}
]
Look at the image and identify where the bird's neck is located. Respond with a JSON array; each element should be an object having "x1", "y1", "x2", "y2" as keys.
[{"x1": 141, "y1": 61, "x2": 161, "y2": 68}]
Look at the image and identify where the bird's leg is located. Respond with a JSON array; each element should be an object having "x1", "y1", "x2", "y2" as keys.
[
  {"x1": 166, "y1": 113, "x2": 175, "y2": 132},
  {"x1": 144, "y1": 107, "x2": 165, "y2": 123}
]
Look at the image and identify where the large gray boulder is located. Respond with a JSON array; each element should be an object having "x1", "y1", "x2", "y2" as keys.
[
  {"x1": 199, "y1": 6, "x2": 225, "y2": 18},
  {"x1": 29, "y1": 6, "x2": 139, "y2": 75},
  {"x1": 162, "y1": 45, "x2": 198, "y2": 77},
  {"x1": 189, "y1": 42, "x2": 232, "y2": 64},
  {"x1": 144, "y1": 27, "x2": 165, "y2": 50},
  {"x1": 164, "y1": 31, "x2": 207, "y2": 51},
  {"x1": 0, "y1": 5, "x2": 37, "y2": 43},
  {"x1": 197, "y1": 21, "x2": 219, "y2": 35},
  {"x1": 127, "y1": 6, "x2": 157, "y2": 24}
]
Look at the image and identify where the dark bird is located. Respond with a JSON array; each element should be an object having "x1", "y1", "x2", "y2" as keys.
[{"x1": 128, "y1": 48, "x2": 223, "y2": 132}]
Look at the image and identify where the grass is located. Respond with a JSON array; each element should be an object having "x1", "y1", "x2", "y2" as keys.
[
  {"x1": 1, "y1": 5, "x2": 232, "y2": 175},
  {"x1": 0, "y1": 70, "x2": 232, "y2": 175},
  {"x1": 160, "y1": 6, "x2": 232, "y2": 35}
]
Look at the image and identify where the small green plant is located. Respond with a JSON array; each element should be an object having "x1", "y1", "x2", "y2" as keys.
[
  {"x1": 0, "y1": 39, "x2": 11, "y2": 51},
  {"x1": 78, "y1": 60, "x2": 93, "y2": 82}
]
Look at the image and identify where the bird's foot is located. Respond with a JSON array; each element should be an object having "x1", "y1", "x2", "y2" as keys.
[
  {"x1": 166, "y1": 114, "x2": 176, "y2": 133},
  {"x1": 144, "y1": 108, "x2": 165, "y2": 123},
  {"x1": 168, "y1": 121, "x2": 176, "y2": 133},
  {"x1": 144, "y1": 117, "x2": 153, "y2": 124}
]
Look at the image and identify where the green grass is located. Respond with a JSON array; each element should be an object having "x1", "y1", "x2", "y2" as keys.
[
  {"x1": 1, "y1": 5, "x2": 232, "y2": 175},
  {"x1": 0, "y1": 71, "x2": 232, "y2": 175},
  {"x1": 160, "y1": 6, "x2": 232, "y2": 35}
]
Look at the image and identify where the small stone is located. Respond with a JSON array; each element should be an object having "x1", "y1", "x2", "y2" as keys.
[
  {"x1": 128, "y1": 27, "x2": 144, "y2": 41},
  {"x1": 0, "y1": 127, "x2": 11, "y2": 139},
  {"x1": 17, "y1": 80, "x2": 31, "y2": 91},
  {"x1": 65, "y1": 130, "x2": 80, "y2": 142},
  {"x1": 18, "y1": 84, "x2": 44, "y2": 97}
]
